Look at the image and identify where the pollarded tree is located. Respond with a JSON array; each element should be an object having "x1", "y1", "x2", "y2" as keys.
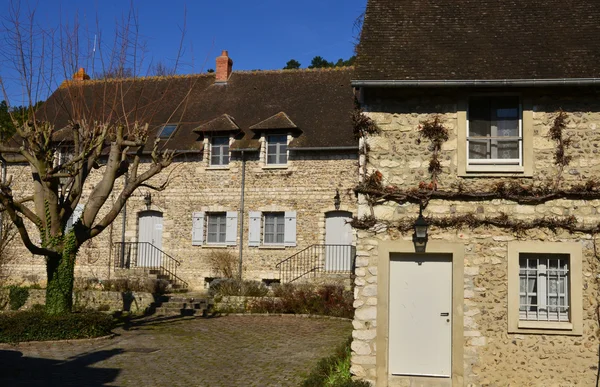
[{"x1": 0, "y1": 3, "x2": 193, "y2": 314}]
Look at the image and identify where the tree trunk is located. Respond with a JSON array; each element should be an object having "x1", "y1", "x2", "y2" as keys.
[{"x1": 45, "y1": 238, "x2": 78, "y2": 315}]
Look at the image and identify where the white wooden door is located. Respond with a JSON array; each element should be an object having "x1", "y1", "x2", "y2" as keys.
[
  {"x1": 389, "y1": 253, "x2": 452, "y2": 377},
  {"x1": 325, "y1": 211, "x2": 353, "y2": 271},
  {"x1": 138, "y1": 211, "x2": 163, "y2": 267}
]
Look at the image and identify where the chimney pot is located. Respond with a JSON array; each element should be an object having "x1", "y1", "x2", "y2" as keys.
[
  {"x1": 73, "y1": 68, "x2": 90, "y2": 81},
  {"x1": 216, "y1": 51, "x2": 233, "y2": 83}
]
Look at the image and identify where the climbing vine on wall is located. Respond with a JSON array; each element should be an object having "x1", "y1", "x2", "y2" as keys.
[{"x1": 351, "y1": 110, "x2": 600, "y2": 235}]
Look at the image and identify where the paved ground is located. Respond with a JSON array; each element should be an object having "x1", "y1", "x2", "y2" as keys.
[{"x1": 0, "y1": 314, "x2": 352, "y2": 387}]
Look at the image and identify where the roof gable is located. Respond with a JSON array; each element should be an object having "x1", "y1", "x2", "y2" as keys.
[
  {"x1": 194, "y1": 114, "x2": 240, "y2": 133},
  {"x1": 249, "y1": 112, "x2": 298, "y2": 131},
  {"x1": 355, "y1": 0, "x2": 600, "y2": 81}
]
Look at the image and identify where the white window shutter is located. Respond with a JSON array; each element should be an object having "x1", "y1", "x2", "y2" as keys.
[
  {"x1": 225, "y1": 211, "x2": 238, "y2": 246},
  {"x1": 284, "y1": 211, "x2": 297, "y2": 247},
  {"x1": 192, "y1": 212, "x2": 205, "y2": 246},
  {"x1": 248, "y1": 211, "x2": 261, "y2": 247},
  {"x1": 66, "y1": 204, "x2": 84, "y2": 233}
]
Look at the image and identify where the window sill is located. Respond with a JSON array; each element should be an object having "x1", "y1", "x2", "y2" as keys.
[
  {"x1": 203, "y1": 244, "x2": 231, "y2": 249},
  {"x1": 509, "y1": 320, "x2": 579, "y2": 335},
  {"x1": 258, "y1": 245, "x2": 287, "y2": 250},
  {"x1": 262, "y1": 165, "x2": 288, "y2": 170},
  {"x1": 206, "y1": 166, "x2": 230, "y2": 170},
  {"x1": 461, "y1": 165, "x2": 531, "y2": 178}
]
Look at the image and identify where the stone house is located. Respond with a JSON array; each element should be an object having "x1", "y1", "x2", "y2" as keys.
[
  {"x1": 4, "y1": 51, "x2": 358, "y2": 290},
  {"x1": 350, "y1": 0, "x2": 600, "y2": 386}
]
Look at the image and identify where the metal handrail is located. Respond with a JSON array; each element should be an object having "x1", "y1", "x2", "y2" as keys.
[
  {"x1": 113, "y1": 242, "x2": 188, "y2": 289},
  {"x1": 275, "y1": 244, "x2": 315, "y2": 268},
  {"x1": 276, "y1": 244, "x2": 356, "y2": 284}
]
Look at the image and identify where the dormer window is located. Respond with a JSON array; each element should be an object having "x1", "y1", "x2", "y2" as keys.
[
  {"x1": 211, "y1": 136, "x2": 230, "y2": 166},
  {"x1": 266, "y1": 135, "x2": 288, "y2": 165},
  {"x1": 158, "y1": 124, "x2": 178, "y2": 138}
]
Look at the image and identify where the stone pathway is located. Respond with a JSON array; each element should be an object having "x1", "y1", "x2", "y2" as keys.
[{"x1": 0, "y1": 314, "x2": 352, "y2": 386}]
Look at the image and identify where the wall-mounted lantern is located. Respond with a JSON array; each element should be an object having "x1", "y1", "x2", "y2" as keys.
[
  {"x1": 412, "y1": 207, "x2": 429, "y2": 253},
  {"x1": 144, "y1": 192, "x2": 152, "y2": 210},
  {"x1": 334, "y1": 189, "x2": 341, "y2": 210}
]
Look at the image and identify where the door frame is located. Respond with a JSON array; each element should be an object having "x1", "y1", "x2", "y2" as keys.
[
  {"x1": 376, "y1": 240, "x2": 464, "y2": 387},
  {"x1": 137, "y1": 210, "x2": 164, "y2": 267},
  {"x1": 324, "y1": 210, "x2": 354, "y2": 271}
]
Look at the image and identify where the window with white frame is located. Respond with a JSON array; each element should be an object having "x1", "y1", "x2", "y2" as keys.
[
  {"x1": 210, "y1": 136, "x2": 230, "y2": 166},
  {"x1": 519, "y1": 253, "x2": 569, "y2": 322},
  {"x1": 266, "y1": 135, "x2": 287, "y2": 165},
  {"x1": 248, "y1": 211, "x2": 296, "y2": 247},
  {"x1": 191, "y1": 211, "x2": 238, "y2": 246},
  {"x1": 467, "y1": 96, "x2": 521, "y2": 166},
  {"x1": 264, "y1": 212, "x2": 285, "y2": 244},
  {"x1": 206, "y1": 212, "x2": 227, "y2": 244},
  {"x1": 508, "y1": 241, "x2": 582, "y2": 335}
]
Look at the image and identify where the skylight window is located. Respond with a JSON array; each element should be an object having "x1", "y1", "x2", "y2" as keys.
[{"x1": 159, "y1": 124, "x2": 178, "y2": 138}]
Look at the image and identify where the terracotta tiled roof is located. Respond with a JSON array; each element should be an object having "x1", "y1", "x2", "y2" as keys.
[
  {"x1": 355, "y1": 0, "x2": 600, "y2": 81},
  {"x1": 38, "y1": 67, "x2": 357, "y2": 153}
]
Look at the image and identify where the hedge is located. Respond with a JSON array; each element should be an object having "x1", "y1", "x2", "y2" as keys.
[{"x1": 0, "y1": 310, "x2": 115, "y2": 343}]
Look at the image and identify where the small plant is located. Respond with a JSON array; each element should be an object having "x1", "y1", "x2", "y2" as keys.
[
  {"x1": 302, "y1": 337, "x2": 371, "y2": 387},
  {"x1": 8, "y1": 286, "x2": 29, "y2": 311},
  {"x1": 206, "y1": 250, "x2": 238, "y2": 279}
]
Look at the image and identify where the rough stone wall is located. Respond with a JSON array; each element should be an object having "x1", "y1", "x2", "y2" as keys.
[
  {"x1": 351, "y1": 88, "x2": 600, "y2": 386},
  {"x1": 0, "y1": 288, "x2": 154, "y2": 313},
  {"x1": 2, "y1": 143, "x2": 358, "y2": 290}
]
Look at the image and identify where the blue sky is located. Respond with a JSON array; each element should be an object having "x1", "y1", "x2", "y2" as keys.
[{"x1": 0, "y1": 0, "x2": 366, "y2": 103}]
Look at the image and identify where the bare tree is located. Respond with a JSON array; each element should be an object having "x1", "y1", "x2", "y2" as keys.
[{"x1": 0, "y1": 2, "x2": 192, "y2": 314}]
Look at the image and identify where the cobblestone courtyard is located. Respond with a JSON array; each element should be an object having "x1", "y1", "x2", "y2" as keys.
[{"x1": 0, "y1": 314, "x2": 352, "y2": 386}]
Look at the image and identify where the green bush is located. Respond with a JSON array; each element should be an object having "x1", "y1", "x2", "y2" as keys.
[
  {"x1": 248, "y1": 283, "x2": 354, "y2": 318},
  {"x1": 302, "y1": 337, "x2": 371, "y2": 387},
  {"x1": 8, "y1": 286, "x2": 29, "y2": 311},
  {"x1": 209, "y1": 278, "x2": 269, "y2": 297},
  {"x1": 100, "y1": 278, "x2": 169, "y2": 294},
  {"x1": 0, "y1": 310, "x2": 115, "y2": 343}
]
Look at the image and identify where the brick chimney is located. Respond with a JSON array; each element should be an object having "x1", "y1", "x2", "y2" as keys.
[
  {"x1": 215, "y1": 50, "x2": 233, "y2": 82},
  {"x1": 72, "y1": 68, "x2": 90, "y2": 81}
]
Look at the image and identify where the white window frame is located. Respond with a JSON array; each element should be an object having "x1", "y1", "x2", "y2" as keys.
[
  {"x1": 466, "y1": 96, "x2": 522, "y2": 167},
  {"x1": 519, "y1": 254, "x2": 569, "y2": 323},
  {"x1": 206, "y1": 212, "x2": 227, "y2": 244},
  {"x1": 210, "y1": 136, "x2": 230, "y2": 166},
  {"x1": 263, "y1": 212, "x2": 285, "y2": 245},
  {"x1": 266, "y1": 134, "x2": 288, "y2": 165},
  {"x1": 508, "y1": 241, "x2": 582, "y2": 335}
]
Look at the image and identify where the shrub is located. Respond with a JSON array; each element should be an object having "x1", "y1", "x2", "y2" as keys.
[
  {"x1": 302, "y1": 337, "x2": 371, "y2": 387},
  {"x1": 209, "y1": 278, "x2": 269, "y2": 297},
  {"x1": 100, "y1": 278, "x2": 168, "y2": 294},
  {"x1": 0, "y1": 311, "x2": 115, "y2": 343},
  {"x1": 248, "y1": 283, "x2": 354, "y2": 318},
  {"x1": 206, "y1": 250, "x2": 238, "y2": 278},
  {"x1": 8, "y1": 286, "x2": 29, "y2": 311}
]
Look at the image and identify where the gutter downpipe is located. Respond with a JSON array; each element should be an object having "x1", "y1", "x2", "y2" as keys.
[
  {"x1": 238, "y1": 150, "x2": 246, "y2": 280},
  {"x1": 350, "y1": 78, "x2": 600, "y2": 88}
]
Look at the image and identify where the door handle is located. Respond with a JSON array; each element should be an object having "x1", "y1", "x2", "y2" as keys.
[{"x1": 440, "y1": 312, "x2": 449, "y2": 316}]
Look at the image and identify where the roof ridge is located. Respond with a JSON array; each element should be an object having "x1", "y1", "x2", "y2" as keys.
[{"x1": 59, "y1": 66, "x2": 355, "y2": 87}]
